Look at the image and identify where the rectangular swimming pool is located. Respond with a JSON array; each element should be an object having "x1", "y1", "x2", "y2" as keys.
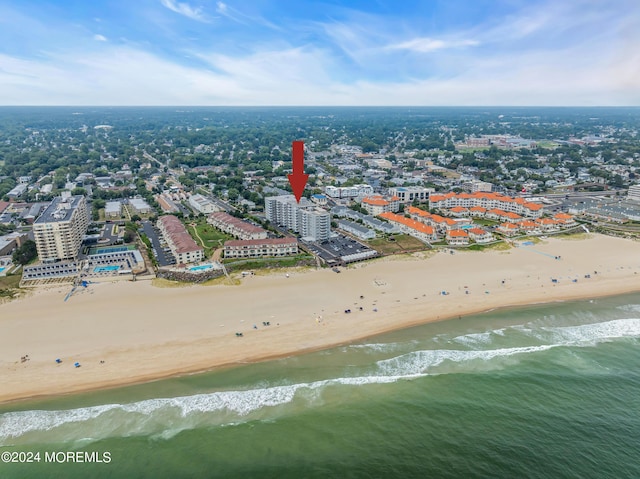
[
  {"x1": 94, "y1": 265, "x2": 121, "y2": 272},
  {"x1": 188, "y1": 264, "x2": 214, "y2": 272}
]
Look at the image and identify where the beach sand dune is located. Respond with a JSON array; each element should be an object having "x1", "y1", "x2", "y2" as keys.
[{"x1": 1, "y1": 234, "x2": 639, "y2": 403}]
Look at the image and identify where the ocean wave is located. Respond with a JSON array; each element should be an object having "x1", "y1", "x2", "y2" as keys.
[
  {"x1": 375, "y1": 345, "x2": 554, "y2": 377},
  {"x1": 541, "y1": 317, "x2": 640, "y2": 344},
  {"x1": 3, "y1": 318, "x2": 639, "y2": 445},
  {"x1": 0, "y1": 375, "x2": 418, "y2": 445}
]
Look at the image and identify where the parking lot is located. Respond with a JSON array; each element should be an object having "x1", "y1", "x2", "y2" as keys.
[
  {"x1": 142, "y1": 220, "x2": 176, "y2": 266},
  {"x1": 302, "y1": 233, "x2": 377, "y2": 266}
]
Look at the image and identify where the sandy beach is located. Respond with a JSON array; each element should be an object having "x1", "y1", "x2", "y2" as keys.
[{"x1": 1, "y1": 233, "x2": 640, "y2": 404}]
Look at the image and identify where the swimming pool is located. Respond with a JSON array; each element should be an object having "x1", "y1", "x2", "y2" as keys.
[
  {"x1": 460, "y1": 224, "x2": 474, "y2": 230},
  {"x1": 93, "y1": 246, "x2": 129, "y2": 255},
  {"x1": 0, "y1": 267, "x2": 5, "y2": 273},
  {"x1": 188, "y1": 264, "x2": 214, "y2": 272},
  {"x1": 94, "y1": 265, "x2": 121, "y2": 272}
]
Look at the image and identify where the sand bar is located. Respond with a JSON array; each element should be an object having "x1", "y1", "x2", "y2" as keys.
[{"x1": 2, "y1": 233, "x2": 640, "y2": 404}]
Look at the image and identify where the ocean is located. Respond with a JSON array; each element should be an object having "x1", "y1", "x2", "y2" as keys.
[{"x1": 1, "y1": 293, "x2": 640, "y2": 478}]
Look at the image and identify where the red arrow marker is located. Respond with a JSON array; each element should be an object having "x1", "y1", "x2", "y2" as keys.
[{"x1": 287, "y1": 140, "x2": 309, "y2": 203}]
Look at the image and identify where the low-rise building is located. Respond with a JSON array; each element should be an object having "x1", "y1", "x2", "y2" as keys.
[
  {"x1": 129, "y1": 198, "x2": 152, "y2": 215},
  {"x1": 223, "y1": 237, "x2": 298, "y2": 259},
  {"x1": 498, "y1": 222, "x2": 519, "y2": 236},
  {"x1": 311, "y1": 194, "x2": 328, "y2": 206},
  {"x1": 157, "y1": 215, "x2": 204, "y2": 264},
  {"x1": 388, "y1": 186, "x2": 433, "y2": 204},
  {"x1": 378, "y1": 212, "x2": 437, "y2": 243},
  {"x1": 337, "y1": 220, "x2": 376, "y2": 241},
  {"x1": 430, "y1": 192, "x2": 543, "y2": 218},
  {"x1": 105, "y1": 201, "x2": 122, "y2": 218},
  {"x1": 467, "y1": 228, "x2": 493, "y2": 243},
  {"x1": 446, "y1": 229, "x2": 469, "y2": 245},
  {"x1": 189, "y1": 194, "x2": 218, "y2": 214},
  {"x1": 208, "y1": 212, "x2": 268, "y2": 240},
  {"x1": 325, "y1": 184, "x2": 374, "y2": 199}
]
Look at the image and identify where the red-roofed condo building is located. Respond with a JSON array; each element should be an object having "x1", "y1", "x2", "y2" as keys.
[
  {"x1": 157, "y1": 215, "x2": 204, "y2": 264},
  {"x1": 361, "y1": 195, "x2": 399, "y2": 215},
  {"x1": 207, "y1": 212, "x2": 268, "y2": 240},
  {"x1": 429, "y1": 192, "x2": 543, "y2": 218}
]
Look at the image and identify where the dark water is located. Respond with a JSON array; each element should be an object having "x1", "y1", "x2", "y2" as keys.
[{"x1": 2, "y1": 294, "x2": 640, "y2": 478}]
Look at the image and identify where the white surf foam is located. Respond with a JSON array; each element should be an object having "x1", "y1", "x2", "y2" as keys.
[{"x1": 3, "y1": 318, "x2": 639, "y2": 444}]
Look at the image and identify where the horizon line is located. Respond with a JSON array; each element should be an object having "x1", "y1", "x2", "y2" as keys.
[{"x1": 1, "y1": 105, "x2": 640, "y2": 108}]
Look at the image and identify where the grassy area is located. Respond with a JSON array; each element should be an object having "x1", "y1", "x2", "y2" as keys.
[
  {"x1": 367, "y1": 234, "x2": 428, "y2": 255},
  {"x1": 0, "y1": 273, "x2": 23, "y2": 301},
  {"x1": 473, "y1": 218, "x2": 500, "y2": 227},
  {"x1": 466, "y1": 241, "x2": 511, "y2": 252},
  {"x1": 200, "y1": 276, "x2": 241, "y2": 286},
  {"x1": 223, "y1": 254, "x2": 315, "y2": 271},
  {"x1": 555, "y1": 231, "x2": 591, "y2": 241},
  {"x1": 187, "y1": 219, "x2": 233, "y2": 256},
  {"x1": 151, "y1": 278, "x2": 192, "y2": 288}
]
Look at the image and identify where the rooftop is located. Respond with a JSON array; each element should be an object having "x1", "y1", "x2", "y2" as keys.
[{"x1": 34, "y1": 195, "x2": 85, "y2": 224}]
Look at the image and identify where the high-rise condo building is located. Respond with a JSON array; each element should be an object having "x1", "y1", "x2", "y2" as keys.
[
  {"x1": 33, "y1": 194, "x2": 89, "y2": 262},
  {"x1": 265, "y1": 195, "x2": 331, "y2": 241}
]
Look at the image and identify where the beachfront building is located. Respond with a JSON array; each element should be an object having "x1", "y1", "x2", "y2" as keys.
[
  {"x1": 378, "y1": 212, "x2": 437, "y2": 243},
  {"x1": 299, "y1": 208, "x2": 331, "y2": 241},
  {"x1": 497, "y1": 222, "x2": 519, "y2": 236},
  {"x1": 388, "y1": 186, "x2": 433, "y2": 204},
  {"x1": 105, "y1": 201, "x2": 122, "y2": 218},
  {"x1": 336, "y1": 219, "x2": 376, "y2": 241},
  {"x1": 207, "y1": 212, "x2": 267, "y2": 240},
  {"x1": 189, "y1": 194, "x2": 218, "y2": 214},
  {"x1": 223, "y1": 238, "x2": 298, "y2": 259},
  {"x1": 467, "y1": 228, "x2": 493, "y2": 243},
  {"x1": 430, "y1": 192, "x2": 543, "y2": 218},
  {"x1": 553, "y1": 213, "x2": 577, "y2": 228},
  {"x1": 157, "y1": 215, "x2": 204, "y2": 264},
  {"x1": 33, "y1": 194, "x2": 89, "y2": 262},
  {"x1": 446, "y1": 229, "x2": 470, "y2": 245},
  {"x1": 405, "y1": 206, "x2": 469, "y2": 234},
  {"x1": 325, "y1": 184, "x2": 374, "y2": 199},
  {"x1": 361, "y1": 195, "x2": 399, "y2": 216},
  {"x1": 535, "y1": 218, "x2": 561, "y2": 233},
  {"x1": 265, "y1": 195, "x2": 331, "y2": 242},
  {"x1": 129, "y1": 198, "x2": 152, "y2": 215}
]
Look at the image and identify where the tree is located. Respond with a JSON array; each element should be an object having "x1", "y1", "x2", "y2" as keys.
[{"x1": 12, "y1": 240, "x2": 37, "y2": 265}]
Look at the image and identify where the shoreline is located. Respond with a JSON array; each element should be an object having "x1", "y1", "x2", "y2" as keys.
[{"x1": 2, "y1": 233, "x2": 640, "y2": 405}]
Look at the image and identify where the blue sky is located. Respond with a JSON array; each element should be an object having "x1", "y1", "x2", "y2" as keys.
[{"x1": 0, "y1": 0, "x2": 638, "y2": 105}]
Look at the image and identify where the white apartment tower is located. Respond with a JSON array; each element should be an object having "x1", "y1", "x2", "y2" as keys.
[
  {"x1": 265, "y1": 195, "x2": 331, "y2": 241},
  {"x1": 33, "y1": 194, "x2": 89, "y2": 262}
]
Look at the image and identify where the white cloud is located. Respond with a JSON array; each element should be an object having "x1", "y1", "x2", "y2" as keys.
[
  {"x1": 0, "y1": 37, "x2": 638, "y2": 107},
  {"x1": 388, "y1": 37, "x2": 479, "y2": 53},
  {"x1": 93, "y1": 34, "x2": 108, "y2": 42},
  {"x1": 216, "y1": 2, "x2": 227, "y2": 14},
  {"x1": 160, "y1": 0, "x2": 207, "y2": 22}
]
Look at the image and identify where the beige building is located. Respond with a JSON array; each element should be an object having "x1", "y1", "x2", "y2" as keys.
[
  {"x1": 33, "y1": 194, "x2": 89, "y2": 262},
  {"x1": 223, "y1": 238, "x2": 298, "y2": 259}
]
